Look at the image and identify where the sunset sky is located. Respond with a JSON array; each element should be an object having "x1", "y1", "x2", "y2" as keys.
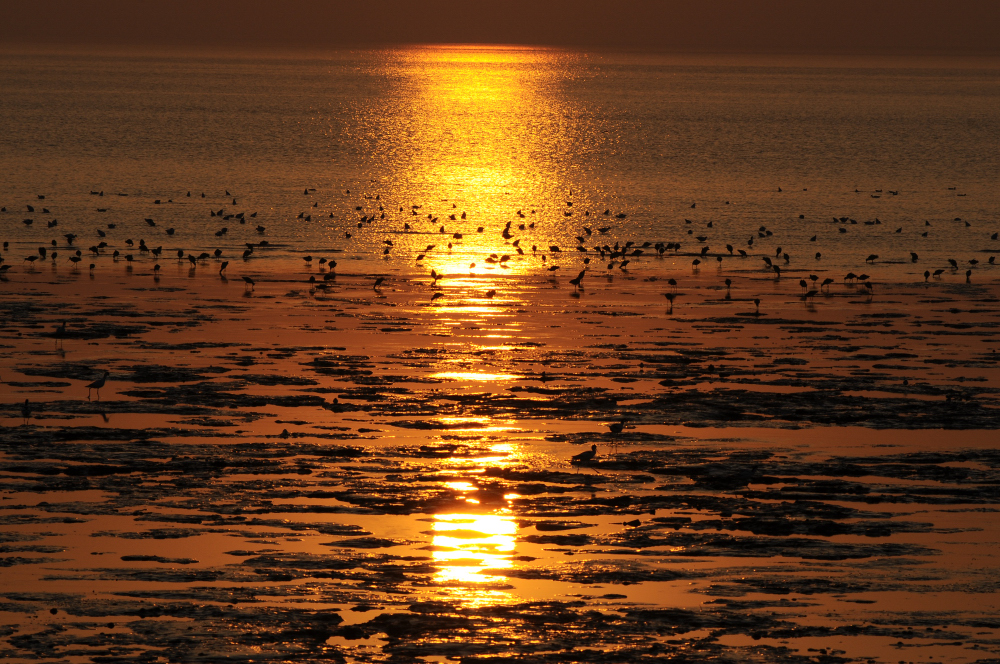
[{"x1": 2, "y1": 0, "x2": 999, "y2": 55}]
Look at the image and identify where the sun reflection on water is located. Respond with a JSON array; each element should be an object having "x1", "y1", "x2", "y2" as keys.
[
  {"x1": 373, "y1": 45, "x2": 586, "y2": 277},
  {"x1": 421, "y1": 410, "x2": 530, "y2": 607},
  {"x1": 431, "y1": 371, "x2": 521, "y2": 381},
  {"x1": 431, "y1": 513, "x2": 517, "y2": 606}
]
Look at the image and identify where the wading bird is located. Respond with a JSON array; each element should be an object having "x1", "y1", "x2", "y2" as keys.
[
  {"x1": 571, "y1": 444, "x2": 598, "y2": 470},
  {"x1": 87, "y1": 370, "x2": 110, "y2": 401}
]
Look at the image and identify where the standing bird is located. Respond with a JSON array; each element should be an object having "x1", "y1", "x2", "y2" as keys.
[
  {"x1": 219, "y1": 261, "x2": 229, "y2": 275},
  {"x1": 242, "y1": 276, "x2": 255, "y2": 291},
  {"x1": 607, "y1": 418, "x2": 627, "y2": 451},
  {"x1": 86, "y1": 370, "x2": 110, "y2": 401},
  {"x1": 21, "y1": 399, "x2": 31, "y2": 425},
  {"x1": 571, "y1": 444, "x2": 598, "y2": 469},
  {"x1": 373, "y1": 276, "x2": 385, "y2": 290}
]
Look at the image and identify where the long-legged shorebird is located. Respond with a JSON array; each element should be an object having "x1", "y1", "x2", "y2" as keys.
[
  {"x1": 571, "y1": 444, "x2": 598, "y2": 472},
  {"x1": 21, "y1": 398, "x2": 31, "y2": 425},
  {"x1": 87, "y1": 370, "x2": 110, "y2": 401},
  {"x1": 607, "y1": 418, "x2": 627, "y2": 451}
]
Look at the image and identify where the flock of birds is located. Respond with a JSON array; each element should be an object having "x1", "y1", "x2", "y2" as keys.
[
  {"x1": 4, "y1": 188, "x2": 997, "y2": 441},
  {"x1": 2, "y1": 189, "x2": 995, "y2": 301}
]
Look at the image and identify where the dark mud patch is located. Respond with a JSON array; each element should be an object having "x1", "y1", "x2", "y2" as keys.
[{"x1": 120, "y1": 555, "x2": 199, "y2": 564}]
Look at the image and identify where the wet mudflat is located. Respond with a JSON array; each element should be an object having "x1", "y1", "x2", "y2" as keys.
[{"x1": 2, "y1": 266, "x2": 1000, "y2": 663}]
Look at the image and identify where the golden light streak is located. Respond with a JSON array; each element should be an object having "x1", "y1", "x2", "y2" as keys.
[
  {"x1": 430, "y1": 371, "x2": 522, "y2": 381},
  {"x1": 431, "y1": 513, "x2": 516, "y2": 587},
  {"x1": 373, "y1": 45, "x2": 582, "y2": 278}
]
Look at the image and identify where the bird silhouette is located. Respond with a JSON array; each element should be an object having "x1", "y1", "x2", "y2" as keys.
[
  {"x1": 571, "y1": 444, "x2": 598, "y2": 470},
  {"x1": 86, "y1": 370, "x2": 110, "y2": 401}
]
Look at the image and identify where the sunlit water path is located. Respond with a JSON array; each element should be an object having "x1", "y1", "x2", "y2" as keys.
[
  {"x1": 1, "y1": 46, "x2": 1000, "y2": 664},
  {"x1": 1, "y1": 47, "x2": 998, "y2": 283}
]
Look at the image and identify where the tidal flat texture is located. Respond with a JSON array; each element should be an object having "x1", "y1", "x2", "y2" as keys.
[{"x1": 1, "y1": 264, "x2": 999, "y2": 664}]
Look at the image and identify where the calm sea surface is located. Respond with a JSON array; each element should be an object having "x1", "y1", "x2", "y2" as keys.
[{"x1": 1, "y1": 47, "x2": 998, "y2": 280}]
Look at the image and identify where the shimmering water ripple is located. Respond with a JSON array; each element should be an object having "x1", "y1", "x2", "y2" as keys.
[{"x1": 1, "y1": 48, "x2": 999, "y2": 283}]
